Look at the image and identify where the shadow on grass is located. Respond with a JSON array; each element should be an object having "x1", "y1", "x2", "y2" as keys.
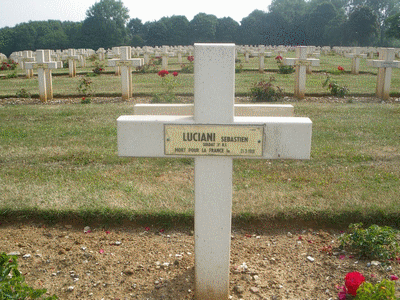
[{"x1": 1, "y1": 208, "x2": 399, "y2": 230}]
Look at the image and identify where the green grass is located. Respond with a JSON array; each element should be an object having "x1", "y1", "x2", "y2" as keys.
[
  {"x1": 1, "y1": 101, "x2": 399, "y2": 226},
  {"x1": 1, "y1": 52, "x2": 399, "y2": 98}
]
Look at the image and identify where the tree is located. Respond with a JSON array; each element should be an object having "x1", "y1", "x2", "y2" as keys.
[
  {"x1": 0, "y1": 27, "x2": 14, "y2": 56},
  {"x1": 215, "y1": 17, "x2": 239, "y2": 43},
  {"x1": 324, "y1": 10, "x2": 349, "y2": 45},
  {"x1": 238, "y1": 10, "x2": 268, "y2": 45},
  {"x1": 12, "y1": 23, "x2": 36, "y2": 51},
  {"x1": 33, "y1": 21, "x2": 69, "y2": 49},
  {"x1": 81, "y1": 0, "x2": 130, "y2": 49},
  {"x1": 385, "y1": 12, "x2": 400, "y2": 39},
  {"x1": 127, "y1": 18, "x2": 144, "y2": 46},
  {"x1": 62, "y1": 21, "x2": 84, "y2": 49},
  {"x1": 305, "y1": 2, "x2": 338, "y2": 45},
  {"x1": 267, "y1": 0, "x2": 309, "y2": 45},
  {"x1": 190, "y1": 13, "x2": 218, "y2": 43},
  {"x1": 144, "y1": 21, "x2": 168, "y2": 46},
  {"x1": 269, "y1": 0, "x2": 308, "y2": 23},
  {"x1": 347, "y1": 6, "x2": 378, "y2": 46},
  {"x1": 159, "y1": 15, "x2": 190, "y2": 45},
  {"x1": 346, "y1": 0, "x2": 400, "y2": 44},
  {"x1": 127, "y1": 18, "x2": 143, "y2": 36}
]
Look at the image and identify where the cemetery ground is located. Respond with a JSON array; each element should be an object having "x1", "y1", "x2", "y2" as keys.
[{"x1": 1, "y1": 54, "x2": 400, "y2": 299}]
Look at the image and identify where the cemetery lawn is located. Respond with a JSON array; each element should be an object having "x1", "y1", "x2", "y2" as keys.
[
  {"x1": 0, "y1": 97, "x2": 399, "y2": 226},
  {"x1": 1, "y1": 96, "x2": 400, "y2": 300}
]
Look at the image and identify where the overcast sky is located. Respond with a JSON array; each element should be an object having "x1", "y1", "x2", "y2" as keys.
[{"x1": 0, "y1": 0, "x2": 272, "y2": 28}]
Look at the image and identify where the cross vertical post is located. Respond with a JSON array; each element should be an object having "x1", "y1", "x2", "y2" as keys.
[
  {"x1": 37, "y1": 50, "x2": 47, "y2": 102},
  {"x1": 193, "y1": 44, "x2": 235, "y2": 300}
]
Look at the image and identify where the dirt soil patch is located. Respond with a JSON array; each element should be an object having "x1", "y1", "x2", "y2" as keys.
[{"x1": 1, "y1": 221, "x2": 399, "y2": 300}]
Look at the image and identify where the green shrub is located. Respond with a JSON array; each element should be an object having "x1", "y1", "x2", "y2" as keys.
[
  {"x1": 5, "y1": 72, "x2": 18, "y2": 79},
  {"x1": 0, "y1": 252, "x2": 58, "y2": 299},
  {"x1": 77, "y1": 77, "x2": 94, "y2": 96},
  {"x1": 355, "y1": 279, "x2": 397, "y2": 300},
  {"x1": 136, "y1": 60, "x2": 158, "y2": 74},
  {"x1": 235, "y1": 64, "x2": 243, "y2": 73},
  {"x1": 340, "y1": 223, "x2": 400, "y2": 260},
  {"x1": 322, "y1": 75, "x2": 349, "y2": 97},
  {"x1": 16, "y1": 88, "x2": 31, "y2": 99},
  {"x1": 278, "y1": 65, "x2": 295, "y2": 74},
  {"x1": 92, "y1": 61, "x2": 105, "y2": 76},
  {"x1": 250, "y1": 77, "x2": 284, "y2": 102}
]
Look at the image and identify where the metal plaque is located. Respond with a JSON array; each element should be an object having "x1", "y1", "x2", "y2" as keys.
[{"x1": 164, "y1": 124, "x2": 264, "y2": 157}]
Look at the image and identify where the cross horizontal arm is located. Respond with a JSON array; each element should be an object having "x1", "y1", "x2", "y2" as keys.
[
  {"x1": 283, "y1": 58, "x2": 320, "y2": 67},
  {"x1": 117, "y1": 115, "x2": 312, "y2": 159},
  {"x1": 108, "y1": 58, "x2": 143, "y2": 67},
  {"x1": 367, "y1": 60, "x2": 400, "y2": 69},
  {"x1": 25, "y1": 61, "x2": 58, "y2": 70},
  {"x1": 133, "y1": 104, "x2": 294, "y2": 117}
]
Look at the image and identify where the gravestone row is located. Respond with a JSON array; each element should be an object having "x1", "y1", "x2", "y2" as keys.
[{"x1": 3, "y1": 45, "x2": 399, "y2": 101}]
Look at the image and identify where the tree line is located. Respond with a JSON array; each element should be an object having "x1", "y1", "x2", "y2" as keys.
[{"x1": 1, "y1": 0, "x2": 400, "y2": 57}]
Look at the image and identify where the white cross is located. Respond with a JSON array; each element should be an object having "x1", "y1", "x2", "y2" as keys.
[
  {"x1": 344, "y1": 47, "x2": 367, "y2": 74},
  {"x1": 249, "y1": 46, "x2": 272, "y2": 73},
  {"x1": 117, "y1": 44, "x2": 312, "y2": 299},
  {"x1": 96, "y1": 48, "x2": 106, "y2": 61},
  {"x1": 62, "y1": 49, "x2": 80, "y2": 77},
  {"x1": 108, "y1": 46, "x2": 143, "y2": 100},
  {"x1": 283, "y1": 46, "x2": 320, "y2": 99},
  {"x1": 20, "y1": 51, "x2": 35, "y2": 78},
  {"x1": 367, "y1": 48, "x2": 400, "y2": 100},
  {"x1": 25, "y1": 50, "x2": 61, "y2": 102}
]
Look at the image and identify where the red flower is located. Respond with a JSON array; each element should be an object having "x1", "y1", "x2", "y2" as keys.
[
  {"x1": 187, "y1": 56, "x2": 194, "y2": 62},
  {"x1": 390, "y1": 275, "x2": 399, "y2": 281},
  {"x1": 158, "y1": 70, "x2": 169, "y2": 77},
  {"x1": 337, "y1": 285, "x2": 347, "y2": 300},
  {"x1": 172, "y1": 71, "x2": 178, "y2": 77},
  {"x1": 338, "y1": 66, "x2": 344, "y2": 71},
  {"x1": 275, "y1": 55, "x2": 283, "y2": 60},
  {"x1": 345, "y1": 272, "x2": 365, "y2": 296}
]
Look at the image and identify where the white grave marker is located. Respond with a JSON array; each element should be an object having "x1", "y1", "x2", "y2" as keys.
[
  {"x1": 96, "y1": 48, "x2": 106, "y2": 61},
  {"x1": 284, "y1": 46, "x2": 320, "y2": 99},
  {"x1": 25, "y1": 50, "x2": 61, "y2": 102},
  {"x1": 117, "y1": 44, "x2": 312, "y2": 299},
  {"x1": 63, "y1": 49, "x2": 80, "y2": 77},
  {"x1": 368, "y1": 48, "x2": 400, "y2": 100},
  {"x1": 345, "y1": 47, "x2": 367, "y2": 74},
  {"x1": 21, "y1": 51, "x2": 35, "y2": 79},
  {"x1": 108, "y1": 46, "x2": 143, "y2": 100}
]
